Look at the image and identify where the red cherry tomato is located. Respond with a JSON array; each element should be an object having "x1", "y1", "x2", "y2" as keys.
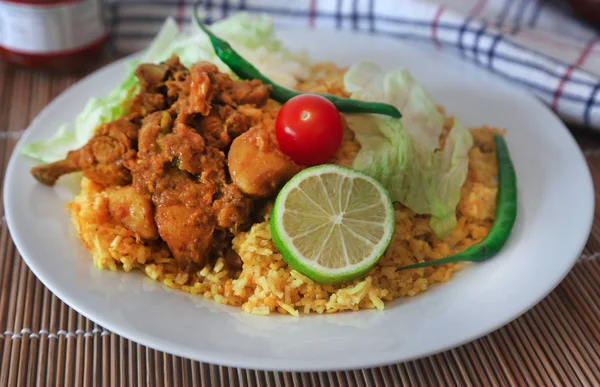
[{"x1": 275, "y1": 93, "x2": 343, "y2": 166}]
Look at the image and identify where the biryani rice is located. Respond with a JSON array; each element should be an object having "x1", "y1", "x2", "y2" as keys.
[{"x1": 67, "y1": 63, "x2": 502, "y2": 316}]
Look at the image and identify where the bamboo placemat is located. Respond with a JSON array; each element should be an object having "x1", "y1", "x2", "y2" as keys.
[{"x1": 1, "y1": 60, "x2": 600, "y2": 387}]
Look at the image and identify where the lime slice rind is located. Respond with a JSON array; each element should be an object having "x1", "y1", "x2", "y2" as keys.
[{"x1": 271, "y1": 164, "x2": 395, "y2": 285}]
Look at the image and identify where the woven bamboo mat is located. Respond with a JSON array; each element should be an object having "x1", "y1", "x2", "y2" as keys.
[{"x1": 1, "y1": 60, "x2": 600, "y2": 387}]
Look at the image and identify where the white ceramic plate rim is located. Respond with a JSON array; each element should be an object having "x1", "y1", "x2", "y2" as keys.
[{"x1": 4, "y1": 28, "x2": 595, "y2": 371}]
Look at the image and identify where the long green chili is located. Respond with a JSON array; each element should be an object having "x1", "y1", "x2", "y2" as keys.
[
  {"x1": 192, "y1": 5, "x2": 402, "y2": 119},
  {"x1": 396, "y1": 133, "x2": 517, "y2": 271}
]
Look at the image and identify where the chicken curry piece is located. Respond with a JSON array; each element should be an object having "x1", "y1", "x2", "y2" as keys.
[
  {"x1": 228, "y1": 126, "x2": 301, "y2": 197},
  {"x1": 30, "y1": 55, "x2": 302, "y2": 268}
]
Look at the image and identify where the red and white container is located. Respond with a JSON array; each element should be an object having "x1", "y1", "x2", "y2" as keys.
[{"x1": 0, "y1": 0, "x2": 108, "y2": 70}]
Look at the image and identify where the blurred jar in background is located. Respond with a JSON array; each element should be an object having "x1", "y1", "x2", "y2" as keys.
[{"x1": 0, "y1": 0, "x2": 107, "y2": 71}]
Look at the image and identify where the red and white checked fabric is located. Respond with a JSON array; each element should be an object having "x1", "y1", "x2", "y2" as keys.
[{"x1": 106, "y1": 0, "x2": 600, "y2": 129}]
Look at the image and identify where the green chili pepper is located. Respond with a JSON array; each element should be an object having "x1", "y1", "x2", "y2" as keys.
[
  {"x1": 396, "y1": 133, "x2": 517, "y2": 271},
  {"x1": 192, "y1": 5, "x2": 402, "y2": 119}
]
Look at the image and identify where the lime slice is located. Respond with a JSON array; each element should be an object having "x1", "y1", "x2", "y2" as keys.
[{"x1": 270, "y1": 164, "x2": 395, "y2": 285}]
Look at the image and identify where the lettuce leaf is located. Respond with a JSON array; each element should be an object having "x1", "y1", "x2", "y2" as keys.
[
  {"x1": 21, "y1": 13, "x2": 309, "y2": 163},
  {"x1": 209, "y1": 13, "x2": 311, "y2": 88},
  {"x1": 344, "y1": 62, "x2": 473, "y2": 238}
]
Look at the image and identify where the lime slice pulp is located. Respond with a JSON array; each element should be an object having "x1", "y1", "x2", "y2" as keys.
[{"x1": 270, "y1": 164, "x2": 395, "y2": 285}]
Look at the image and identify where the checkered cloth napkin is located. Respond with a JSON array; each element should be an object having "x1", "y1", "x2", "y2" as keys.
[{"x1": 107, "y1": 0, "x2": 600, "y2": 130}]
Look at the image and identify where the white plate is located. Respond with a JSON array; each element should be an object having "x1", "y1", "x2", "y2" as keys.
[{"x1": 4, "y1": 29, "x2": 594, "y2": 372}]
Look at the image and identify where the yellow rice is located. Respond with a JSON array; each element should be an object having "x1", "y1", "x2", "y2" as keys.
[{"x1": 67, "y1": 63, "x2": 502, "y2": 316}]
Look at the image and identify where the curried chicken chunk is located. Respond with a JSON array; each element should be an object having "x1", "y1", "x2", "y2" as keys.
[
  {"x1": 125, "y1": 55, "x2": 190, "y2": 121},
  {"x1": 192, "y1": 105, "x2": 251, "y2": 150},
  {"x1": 135, "y1": 63, "x2": 169, "y2": 92},
  {"x1": 31, "y1": 54, "x2": 276, "y2": 270},
  {"x1": 125, "y1": 93, "x2": 166, "y2": 119},
  {"x1": 212, "y1": 184, "x2": 254, "y2": 233},
  {"x1": 216, "y1": 79, "x2": 271, "y2": 107},
  {"x1": 134, "y1": 116, "x2": 217, "y2": 265},
  {"x1": 133, "y1": 108, "x2": 250, "y2": 267},
  {"x1": 187, "y1": 63, "x2": 217, "y2": 116},
  {"x1": 150, "y1": 171, "x2": 217, "y2": 265},
  {"x1": 107, "y1": 186, "x2": 158, "y2": 240},
  {"x1": 31, "y1": 118, "x2": 138, "y2": 187},
  {"x1": 228, "y1": 126, "x2": 301, "y2": 198},
  {"x1": 187, "y1": 61, "x2": 271, "y2": 112}
]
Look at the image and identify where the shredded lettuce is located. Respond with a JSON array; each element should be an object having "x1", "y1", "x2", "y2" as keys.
[
  {"x1": 21, "y1": 13, "x2": 310, "y2": 163},
  {"x1": 344, "y1": 62, "x2": 473, "y2": 238}
]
